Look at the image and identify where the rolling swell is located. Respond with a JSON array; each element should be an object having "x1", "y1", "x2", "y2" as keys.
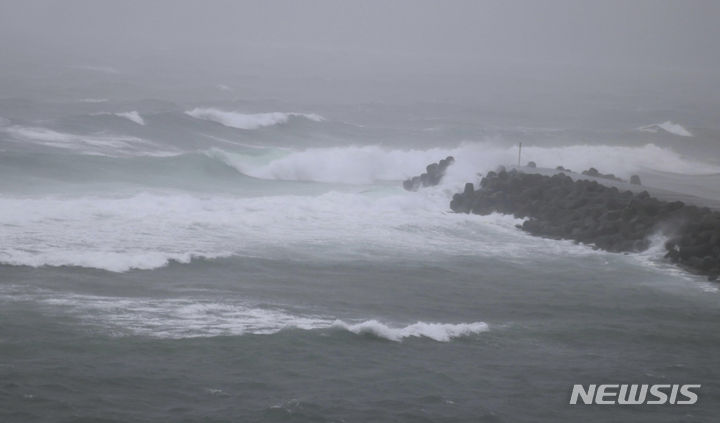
[{"x1": 0, "y1": 150, "x2": 257, "y2": 192}]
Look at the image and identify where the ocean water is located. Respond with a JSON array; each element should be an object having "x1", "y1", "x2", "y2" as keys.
[{"x1": 1, "y1": 98, "x2": 720, "y2": 422}]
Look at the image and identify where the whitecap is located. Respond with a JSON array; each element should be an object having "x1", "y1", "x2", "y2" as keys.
[
  {"x1": 637, "y1": 121, "x2": 693, "y2": 137},
  {"x1": 0, "y1": 288, "x2": 489, "y2": 341},
  {"x1": 212, "y1": 142, "x2": 719, "y2": 187},
  {"x1": 332, "y1": 319, "x2": 489, "y2": 342},
  {"x1": 185, "y1": 108, "x2": 324, "y2": 130},
  {"x1": 114, "y1": 111, "x2": 145, "y2": 125}
]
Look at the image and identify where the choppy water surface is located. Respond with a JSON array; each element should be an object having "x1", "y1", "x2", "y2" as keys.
[{"x1": 1, "y1": 98, "x2": 720, "y2": 422}]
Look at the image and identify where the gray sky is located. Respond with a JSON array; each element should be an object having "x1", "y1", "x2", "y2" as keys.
[{"x1": 1, "y1": 0, "x2": 718, "y2": 103}]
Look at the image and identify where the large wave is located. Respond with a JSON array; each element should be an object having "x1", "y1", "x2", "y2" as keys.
[
  {"x1": 212, "y1": 142, "x2": 720, "y2": 186},
  {"x1": 2, "y1": 141, "x2": 717, "y2": 273},
  {"x1": 185, "y1": 108, "x2": 324, "y2": 130}
]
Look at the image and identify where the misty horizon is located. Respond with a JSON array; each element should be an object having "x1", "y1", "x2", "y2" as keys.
[{"x1": 2, "y1": 0, "x2": 720, "y2": 107}]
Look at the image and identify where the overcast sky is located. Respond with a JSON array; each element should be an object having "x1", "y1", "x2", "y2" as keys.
[{"x1": 1, "y1": 0, "x2": 718, "y2": 103}]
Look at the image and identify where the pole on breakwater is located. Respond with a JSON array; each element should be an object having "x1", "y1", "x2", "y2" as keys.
[{"x1": 518, "y1": 142, "x2": 522, "y2": 166}]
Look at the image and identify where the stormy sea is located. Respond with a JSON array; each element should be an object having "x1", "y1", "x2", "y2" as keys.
[{"x1": 1, "y1": 93, "x2": 720, "y2": 422}]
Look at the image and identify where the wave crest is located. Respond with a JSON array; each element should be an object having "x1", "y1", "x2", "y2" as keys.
[
  {"x1": 332, "y1": 319, "x2": 489, "y2": 342},
  {"x1": 185, "y1": 108, "x2": 324, "y2": 130},
  {"x1": 637, "y1": 121, "x2": 693, "y2": 137},
  {"x1": 213, "y1": 142, "x2": 720, "y2": 186},
  {"x1": 0, "y1": 287, "x2": 488, "y2": 341},
  {"x1": 114, "y1": 111, "x2": 145, "y2": 125}
]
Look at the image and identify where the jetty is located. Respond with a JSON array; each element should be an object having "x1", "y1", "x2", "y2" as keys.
[{"x1": 450, "y1": 166, "x2": 720, "y2": 281}]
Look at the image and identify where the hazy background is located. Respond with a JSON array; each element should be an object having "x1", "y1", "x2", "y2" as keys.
[
  {"x1": 1, "y1": 0, "x2": 719, "y2": 108},
  {"x1": 3, "y1": 4, "x2": 720, "y2": 422}
]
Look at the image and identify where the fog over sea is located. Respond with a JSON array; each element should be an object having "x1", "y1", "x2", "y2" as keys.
[{"x1": 2, "y1": 1, "x2": 720, "y2": 422}]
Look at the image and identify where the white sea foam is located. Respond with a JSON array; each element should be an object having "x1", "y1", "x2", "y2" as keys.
[
  {"x1": 1, "y1": 249, "x2": 225, "y2": 273},
  {"x1": 2, "y1": 125, "x2": 172, "y2": 156},
  {"x1": 2, "y1": 141, "x2": 711, "y2": 272},
  {"x1": 114, "y1": 111, "x2": 145, "y2": 125},
  {"x1": 332, "y1": 319, "x2": 489, "y2": 342},
  {"x1": 185, "y1": 108, "x2": 324, "y2": 130},
  {"x1": 638, "y1": 121, "x2": 693, "y2": 137},
  {"x1": 2, "y1": 143, "x2": 712, "y2": 273},
  {"x1": 0, "y1": 190, "x2": 600, "y2": 272},
  {"x1": 0, "y1": 288, "x2": 488, "y2": 341},
  {"x1": 32, "y1": 293, "x2": 330, "y2": 338},
  {"x1": 631, "y1": 233, "x2": 720, "y2": 292}
]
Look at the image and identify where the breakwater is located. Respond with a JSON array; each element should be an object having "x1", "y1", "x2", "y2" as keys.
[
  {"x1": 450, "y1": 169, "x2": 720, "y2": 281},
  {"x1": 403, "y1": 156, "x2": 455, "y2": 191}
]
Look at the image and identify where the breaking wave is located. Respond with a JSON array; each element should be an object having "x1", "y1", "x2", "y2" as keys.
[
  {"x1": 91, "y1": 110, "x2": 145, "y2": 125},
  {"x1": 332, "y1": 319, "x2": 489, "y2": 342},
  {"x1": 0, "y1": 287, "x2": 488, "y2": 341},
  {"x1": 0, "y1": 190, "x2": 603, "y2": 272},
  {"x1": 638, "y1": 121, "x2": 693, "y2": 137},
  {"x1": 214, "y1": 142, "x2": 720, "y2": 186},
  {"x1": 114, "y1": 111, "x2": 145, "y2": 125},
  {"x1": 185, "y1": 108, "x2": 324, "y2": 130}
]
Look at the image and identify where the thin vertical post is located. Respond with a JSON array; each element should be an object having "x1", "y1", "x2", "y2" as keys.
[{"x1": 518, "y1": 142, "x2": 522, "y2": 166}]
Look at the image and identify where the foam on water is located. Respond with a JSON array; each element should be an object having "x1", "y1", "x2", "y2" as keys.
[
  {"x1": 637, "y1": 121, "x2": 693, "y2": 137},
  {"x1": 2, "y1": 136, "x2": 716, "y2": 274},
  {"x1": 0, "y1": 287, "x2": 488, "y2": 341},
  {"x1": 332, "y1": 319, "x2": 489, "y2": 342},
  {"x1": 630, "y1": 233, "x2": 720, "y2": 293},
  {"x1": 0, "y1": 190, "x2": 603, "y2": 272},
  {"x1": 2, "y1": 125, "x2": 173, "y2": 156},
  {"x1": 114, "y1": 111, "x2": 145, "y2": 125},
  {"x1": 91, "y1": 111, "x2": 145, "y2": 125},
  {"x1": 185, "y1": 108, "x2": 324, "y2": 130}
]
